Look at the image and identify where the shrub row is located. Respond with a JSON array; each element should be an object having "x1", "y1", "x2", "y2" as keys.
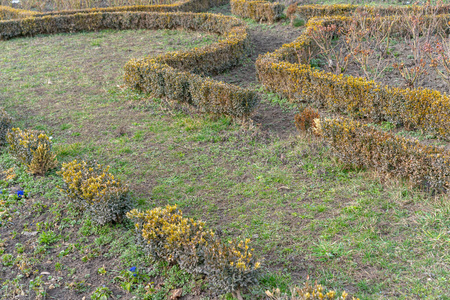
[
  {"x1": 59, "y1": 160, "x2": 132, "y2": 225},
  {"x1": 230, "y1": 0, "x2": 284, "y2": 23},
  {"x1": 256, "y1": 14, "x2": 450, "y2": 139},
  {"x1": 127, "y1": 204, "x2": 260, "y2": 294},
  {"x1": 6, "y1": 127, "x2": 57, "y2": 175},
  {"x1": 0, "y1": 5, "x2": 36, "y2": 20},
  {"x1": 319, "y1": 117, "x2": 450, "y2": 193},
  {"x1": 0, "y1": 0, "x2": 228, "y2": 20},
  {"x1": 125, "y1": 59, "x2": 258, "y2": 118},
  {"x1": 0, "y1": 12, "x2": 259, "y2": 118},
  {"x1": 35, "y1": 0, "x2": 229, "y2": 16},
  {"x1": 287, "y1": 3, "x2": 450, "y2": 21},
  {"x1": 0, "y1": 11, "x2": 240, "y2": 40}
]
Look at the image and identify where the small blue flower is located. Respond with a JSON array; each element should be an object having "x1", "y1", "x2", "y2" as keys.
[
  {"x1": 133, "y1": 273, "x2": 137, "y2": 277},
  {"x1": 129, "y1": 267, "x2": 136, "y2": 272},
  {"x1": 17, "y1": 190, "x2": 24, "y2": 198}
]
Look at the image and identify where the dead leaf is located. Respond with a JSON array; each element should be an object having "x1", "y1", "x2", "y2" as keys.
[{"x1": 169, "y1": 288, "x2": 183, "y2": 300}]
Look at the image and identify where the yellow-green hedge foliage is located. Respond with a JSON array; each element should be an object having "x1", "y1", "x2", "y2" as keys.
[
  {"x1": 6, "y1": 128, "x2": 57, "y2": 175},
  {"x1": 0, "y1": 11, "x2": 240, "y2": 40},
  {"x1": 230, "y1": 0, "x2": 284, "y2": 23},
  {"x1": 0, "y1": 0, "x2": 228, "y2": 20},
  {"x1": 35, "y1": 0, "x2": 228, "y2": 16},
  {"x1": 288, "y1": 3, "x2": 450, "y2": 21},
  {"x1": 0, "y1": 12, "x2": 259, "y2": 117},
  {"x1": 0, "y1": 5, "x2": 36, "y2": 20},
  {"x1": 266, "y1": 280, "x2": 358, "y2": 300},
  {"x1": 256, "y1": 14, "x2": 450, "y2": 139},
  {"x1": 320, "y1": 117, "x2": 450, "y2": 193},
  {"x1": 125, "y1": 59, "x2": 258, "y2": 117},
  {"x1": 59, "y1": 160, "x2": 132, "y2": 225},
  {"x1": 127, "y1": 204, "x2": 261, "y2": 294},
  {"x1": 0, "y1": 107, "x2": 12, "y2": 146}
]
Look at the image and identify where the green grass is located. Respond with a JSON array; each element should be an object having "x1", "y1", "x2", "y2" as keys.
[{"x1": 1, "y1": 27, "x2": 450, "y2": 299}]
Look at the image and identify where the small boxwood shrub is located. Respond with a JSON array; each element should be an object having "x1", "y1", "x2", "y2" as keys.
[
  {"x1": 59, "y1": 160, "x2": 132, "y2": 225},
  {"x1": 266, "y1": 280, "x2": 357, "y2": 299},
  {"x1": 127, "y1": 205, "x2": 260, "y2": 294},
  {"x1": 0, "y1": 107, "x2": 12, "y2": 146},
  {"x1": 6, "y1": 128, "x2": 57, "y2": 175}
]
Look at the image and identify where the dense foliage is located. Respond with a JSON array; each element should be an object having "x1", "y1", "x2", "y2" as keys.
[
  {"x1": 321, "y1": 117, "x2": 450, "y2": 193},
  {"x1": 6, "y1": 128, "x2": 57, "y2": 175},
  {"x1": 127, "y1": 205, "x2": 261, "y2": 294},
  {"x1": 59, "y1": 160, "x2": 132, "y2": 225},
  {"x1": 231, "y1": 0, "x2": 284, "y2": 23}
]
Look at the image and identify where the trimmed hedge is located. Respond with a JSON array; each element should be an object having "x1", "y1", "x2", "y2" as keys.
[
  {"x1": 0, "y1": 5, "x2": 36, "y2": 20},
  {"x1": 287, "y1": 4, "x2": 357, "y2": 21},
  {"x1": 34, "y1": 0, "x2": 228, "y2": 16},
  {"x1": 230, "y1": 0, "x2": 284, "y2": 23},
  {"x1": 320, "y1": 117, "x2": 450, "y2": 193},
  {"x1": 0, "y1": 12, "x2": 259, "y2": 118},
  {"x1": 256, "y1": 13, "x2": 450, "y2": 139},
  {"x1": 125, "y1": 59, "x2": 258, "y2": 117},
  {"x1": 288, "y1": 3, "x2": 450, "y2": 21},
  {"x1": 0, "y1": 0, "x2": 228, "y2": 20}
]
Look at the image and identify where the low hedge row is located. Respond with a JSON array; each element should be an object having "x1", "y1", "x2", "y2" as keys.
[
  {"x1": 256, "y1": 14, "x2": 450, "y2": 139},
  {"x1": 0, "y1": 5, "x2": 36, "y2": 20},
  {"x1": 0, "y1": 0, "x2": 228, "y2": 20},
  {"x1": 287, "y1": 4, "x2": 356, "y2": 21},
  {"x1": 0, "y1": 12, "x2": 259, "y2": 118},
  {"x1": 230, "y1": 0, "x2": 284, "y2": 23},
  {"x1": 124, "y1": 59, "x2": 258, "y2": 117},
  {"x1": 0, "y1": 11, "x2": 243, "y2": 41},
  {"x1": 320, "y1": 117, "x2": 450, "y2": 193},
  {"x1": 288, "y1": 3, "x2": 450, "y2": 21}
]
